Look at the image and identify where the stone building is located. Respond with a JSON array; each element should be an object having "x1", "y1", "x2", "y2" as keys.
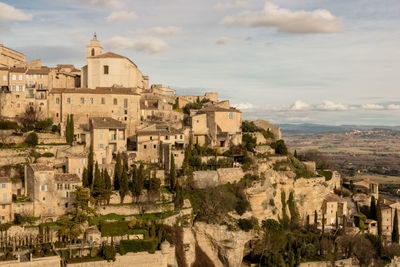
[
  {"x1": 353, "y1": 179, "x2": 379, "y2": 200},
  {"x1": 49, "y1": 87, "x2": 140, "y2": 137},
  {"x1": 25, "y1": 164, "x2": 81, "y2": 218},
  {"x1": 0, "y1": 44, "x2": 26, "y2": 68},
  {"x1": 190, "y1": 101, "x2": 242, "y2": 150},
  {"x1": 178, "y1": 92, "x2": 218, "y2": 108},
  {"x1": 381, "y1": 199, "x2": 400, "y2": 239},
  {"x1": 81, "y1": 35, "x2": 147, "y2": 89},
  {"x1": 322, "y1": 193, "x2": 348, "y2": 226},
  {"x1": 0, "y1": 177, "x2": 12, "y2": 223},
  {"x1": 66, "y1": 153, "x2": 87, "y2": 178},
  {"x1": 140, "y1": 97, "x2": 183, "y2": 124},
  {"x1": 89, "y1": 117, "x2": 127, "y2": 165}
]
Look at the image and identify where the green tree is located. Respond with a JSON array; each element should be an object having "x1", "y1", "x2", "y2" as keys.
[
  {"x1": 392, "y1": 209, "x2": 399, "y2": 243},
  {"x1": 170, "y1": 153, "x2": 176, "y2": 191},
  {"x1": 335, "y1": 212, "x2": 339, "y2": 230},
  {"x1": 65, "y1": 114, "x2": 74, "y2": 145},
  {"x1": 370, "y1": 195, "x2": 377, "y2": 220},
  {"x1": 104, "y1": 169, "x2": 112, "y2": 204},
  {"x1": 288, "y1": 191, "x2": 298, "y2": 228},
  {"x1": 314, "y1": 210, "x2": 318, "y2": 226},
  {"x1": 280, "y1": 191, "x2": 289, "y2": 229},
  {"x1": 132, "y1": 164, "x2": 144, "y2": 203},
  {"x1": 119, "y1": 166, "x2": 129, "y2": 203},
  {"x1": 92, "y1": 162, "x2": 104, "y2": 203},
  {"x1": 82, "y1": 168, "x2": 89, "y2": 188},
  {"x1": 322, "y1": 212, "x2": 325, "y2": 234},
  {"x1": 25, "y1": 132, "x2": 38, "y2": 146},
  {"x1": 294, "y1": 150, "x2": 298, "y2": 159},
  {"x1": 174, "y1": 184, "x2": 184, "y2": 210},
  {"x1": 87, "y1": 144, "x2": 94, "y2": 188},
  {"x1": 114, "y1": 152, "x2": 123, "y2": 190},
  {"x1": 377, "y1": 201, "x2": 382, "y2": 238},
  {"x1": 271, "y1": 140, "x2": 288, "y2": 155}
]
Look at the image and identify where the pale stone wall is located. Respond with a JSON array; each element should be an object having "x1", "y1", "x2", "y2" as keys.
[
  {"x1": 0, "y1": 44, "x2": 26, "y2": 68},
  {"x1": 192, "y1": 171, "x2": 218, "y2": 189},
  {"x1": 0, "y1": 256, "x2": 61, "y2": 267},
  {"x1": 37, "y1": 133, "x2": 65, "y2": 144},
  {"x1": 217, "y1": 168, "x2": 244, "y2": 184}
]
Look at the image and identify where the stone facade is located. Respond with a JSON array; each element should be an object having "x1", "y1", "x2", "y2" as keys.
[{"x1": 0, "y1": 177, "x2": 12, "y2": 223}]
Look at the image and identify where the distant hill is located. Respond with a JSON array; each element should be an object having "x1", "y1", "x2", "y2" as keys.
[{"x1": 279, "y1": 123, "x2": 400, "y2": 135}]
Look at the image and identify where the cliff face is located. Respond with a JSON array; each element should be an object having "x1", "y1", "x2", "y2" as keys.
[{"x1": 182, "y1": 222, "x2": 253, "y2": 267}]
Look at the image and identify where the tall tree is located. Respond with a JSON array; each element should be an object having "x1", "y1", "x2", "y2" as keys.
[
  {"x1": 335, "y1": 212, "x2": 339, "y2": 230},
  {"x1": 314, "y1": 210, "x2": 318, "y2": 226},
  {"x1": 66, "y1": 114, "x2": 70, "y2": 143},
  {"x1": 170, "y1": 153, "x2": 176, "y2": 191},
  {"x1": 104, "y1": 169, "x2": 112, "y2": 204},
  {"x1": 87, "y1": 145, "x2": 94, "y2": 188},
  {"x1": 70, "y1": 114, "x2": 74, "y2": 143},
  {"x1": 132, "y1": 164, "x2": 144, "y2": 203},
  {"x1": 392, "y1": 209, "x2": 399, "y2": 243},
  {"x1": 92, "y1": 162, "x2": 104, "y2": 203},
  {"x1": 174, "y1": 184, "x2": 184, "y2": 210},
  {"x1": 370, "y1": 195, "x2": 377, "y2": 220},
  {"x1": 119, "y1": 166, "x2": 129, "y2": 203},
  {"x1": 294, "y1": 150, "x2": 298, "y2": 159},
  {"x1": 280, "y1": 191, "x2": 289, "y2": 230},
  {"x1": 377, "y1": 201, "x2": 382, "y2": 238},
  {"x1": 322, "y1": 211, "x2": 325, "y2": 234},
  {"x1": 114, "y1": 152, "x2": 123, "y2": 190},
  {"x1": 82, "y1": 168, "x2": 89, "y2": 188}
]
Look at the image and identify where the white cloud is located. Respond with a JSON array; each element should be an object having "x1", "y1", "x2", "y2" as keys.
[
  {"x1": 105, "y1": 36, "x2": 167, "y2": 54},
  {"x1": 0, "y1": 2, "x2": 32, "y2": 21},
  {"x1": 290, "y1": 100, "x2": 311, "y2": 111},
  {"x1": 216, "y1": 37, "x2": 229, "y2": 45},
  {"x1": 361, "y1": 103, "x2": 384, "y2": 110},
  {"x1": 75, "y1": 0, "x2": 123, "y2": 9},
  {"x1": 388, "y1": 104, "x2": 400, "y2": 110},
  {"x1": 106, "y1": 11, "x2": 137, "y2": 22},
  {"x1": 149, "y1": 26, "x2": 181, "y2": 36},
  {"x1": 317, "y1": 100, "x2": 348, "y2": 111},
  {"x1": 233, "y1": 103, "x2": 254, "y2": 110},
  {"x1": 214, "y1": 1, "x2": 252, "y2": 11},
  {"x1": 222, "y1": 2, "x2": 343, "y2": 34}
]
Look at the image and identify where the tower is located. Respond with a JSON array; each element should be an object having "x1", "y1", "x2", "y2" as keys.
[{"x1": 86, "y1": 33, "x2": 103, "y2": 61}]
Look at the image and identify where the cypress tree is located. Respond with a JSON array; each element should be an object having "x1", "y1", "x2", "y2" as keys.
[
  {"x1": 174, "y1": 184, "x2": 184, "y2": 210},
  {"x1": 104, "y1": 169, "x2": 112, "y2": 204},
  {"x1": 322, "y1": 212, "x2": 325, "y2": 234},
  {"x1": 370, "y1": 195, "x2": 377, "y2": 220},
  {"x1": 87, "y1": 144, "x2": 94, "y2": 188},
  {"x1": 82, "y1": 167, "x2": 89, "y2": 188},
  {"x1": 377, "y1": 201, "x2": 382, "y2": 238},
  {"x1": 314, "y1": 210, "x2": 318, "y2": 226},
  {"x1": 114, "y1": 153, "x2": 122, "y2": 190},
  {"x1": 294, "y1": 150, "x2": 298, "y2": 159},
  {"x1": 119, "y1": 166, "x2": 129, "y2": 203},
  {"x1": 281, "y1": 191, "x2": 289, "y2": 229},
  {"x1": 66, "y1": 115, "x2": 71, "y2": 144},
  {"x1": 335, "y1": 212, "x2": 338, "y2": 230},
  {"x1": 170, "y1": 153, "x2": 176, "y2": 191},
  {"x1": 92, "y1": 162, "x2": 104, "y2": 201},
  {"x1": 70, "y1": 114, "x2": 74, "y2": 143},
  {"x1": 393, "y1": 209, "x2": 399, "y2": 243}
]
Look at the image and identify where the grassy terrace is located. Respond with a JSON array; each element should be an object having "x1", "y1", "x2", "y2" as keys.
[{"x1": 88, "y1": 210, "x2": 178, "y2": 226}]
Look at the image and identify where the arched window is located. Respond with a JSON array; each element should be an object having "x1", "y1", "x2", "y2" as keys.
[{"x1": 91, "y1": 48, "x2": 95, "y2": 56}]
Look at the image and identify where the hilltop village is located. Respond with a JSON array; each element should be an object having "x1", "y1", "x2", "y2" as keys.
[{"x1": 0, "y1": 37, "x2": 400, "y2": 267}]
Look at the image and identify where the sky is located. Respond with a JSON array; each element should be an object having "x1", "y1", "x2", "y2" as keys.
[{"x1": 0, "y1": 0, "x2": 399, "y2": 125}]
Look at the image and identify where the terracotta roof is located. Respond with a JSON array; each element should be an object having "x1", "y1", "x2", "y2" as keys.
[
  {"x1": 90, "y1": 117, "x2": 126, "y2": 129},
  {"x1": 9, "y1": 67, "x2": 26, "y2": 73},
  {"x1": 29, "y1": 164, "x2": 53, "y2": 172},
  {"x1": 54, "y1": 173, "x2": 80, "y2": 182},
  {"x1": 26, "y1": 67, "x2": 50, "y2": 75},
  {"x1": 0, "y1": 177, "x2": 10, "y2": 183},
  {"x1": 90, "y1": 52, "x2": 138, "y2": 68},
  {"x1": 50, "y1": 87, "x2": 140, "y2": 95}
]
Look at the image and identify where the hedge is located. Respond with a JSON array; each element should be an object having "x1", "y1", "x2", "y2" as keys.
[
  {"x1": 100, "y1": 221, "x2": 129, "y2": 237},
  {"x1": 119, "y1": 239, "x2": 157, "y2": 255}
]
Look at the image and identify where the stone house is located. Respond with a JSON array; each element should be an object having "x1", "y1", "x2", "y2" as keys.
[
  {"x1": 140, "y1": 98, "x2": 184, "y2": 124},
  {"x1": 178, "y1": 92, "x2": 218, "y2": 108},
  {"x1": 381, "y1": 200, "x2": 400, "y2": 239},
  {"x1": 131, "y1": 124, "x2": 187, "y2": 168},
  {"x1": 190, "y1": 101, "x2": 242, "y2": 150},
  {"x1": 0, "y1": 177, "x2": 12, "y2": 223},
  {"x1": 0, "y1": 44, "x2": 26, "y2": 68},
  {"x1": 25, "y1": 164, "x2": 81, "y2": 218},
  {"x1": 353, "y1": 179, "x2": 379, "y2": 200},
  {"x1": 322, "y1": 193, "x2": 348, "y2": 226},
  {"x1": 89, "y1": 117, "x2": 127, "y2": 165},
  {"x1": 66, "y1": 153, "x2": 87, "y2": 178}
]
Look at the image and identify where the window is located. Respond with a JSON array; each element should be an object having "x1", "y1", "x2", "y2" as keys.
[
  {"x1": 104, "y1": 65, "x2": 109, "y2": 74},
  {"x1": 12, "y1": 74, "x2": 16, "y2": 80},
  {"x1": 102, "y1": 158, "x2": 106, "y2": 164},
  {"x1": 165, "y1": 136, "x2": 169, "y2": 140},
  {"x1": 40, "y1": 185, "x2": 47, "y2": 192},
  {"x1": 65, "y1": 184, "x2": 70, "y2": 190},
  {"x1": 101, "y1": 97, "x2": 105, "y2": 104},
  {"x1": 175, "y1": 135, "x2": 177, "y2": 139},
  {"x1": 2, "y1": 205, "x2": 5, "y2": 209},
  {"x1": 91, "y1": 48, "x2": 95, "y2": 56},
  {"x1": 57, "y1": 184, "x2": 62, "y2": 190},
  {"x1": 99, "y1": 144, "x2": 104, "y2": 149},
  {"x1": 66, "y1": 191, "x2": 70, "y2": 198},
  {"x1": 124, "y1": 98, "x2": 128, "y2": 108},
  {"x1": 80, "y1": 97, "x2": 84, "y2": 104},
  {"x1": 2, "y1": 75, "x2": 6, "y2": 81},
  {"x1": 1, "y1": 184, "x2": 7, "y2": 189},
  {"x1": 65, "y1": 203, "x2": 69, "y2": 208},
  {"x1": 180, "y1": 135, "x2": 183, "y2": 139},
  {"x1": 99, "y1": 133, "x2": 103, "y2": 140},
  {"x1": 56, "y1": 98, "x2": 60, "y2": 104},
  {"x1": 153, "y1": 144, "x2": 157, "y2": 149},
  {"x1": 77, "y1": 168, "x2": 81, "y2": 174},
  {"x1": 150, "y1": 136, "x2": 152, "y2": 140},
  {"x1": 228, "y1": 112, "x2": 234, "y2": 119},
  {"x1": 90, "y1": 98, "x2": 93, "y2": 104},
  {"x1": 144, "y1": 145, "x2": 147, "y2": 149},
  {"x1": 19, "y1": 75, "x2": 23, "y2": 81},
  {"x1": 80, "y1": 159, "x2": 85, "y2": 165},
  {"x1": 2, "y1": 193, "x2": 6, "y2": 202},
  {"x1": 67, "y1": 98, "x2": 71, "y2": 104},
  {"x1": 113, "y1": 98, "x2": 117, "y2": 105}
]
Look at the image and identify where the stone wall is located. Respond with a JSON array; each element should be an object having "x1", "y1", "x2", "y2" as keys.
[
  {"x1": 0, "y1": 255, "x2": 61, "y2": 267},
  {"x1": 97, "y1": 202, "x2": 174, "y2": 216},
  {"x1": 192, "y1": 168, "x2": 244, "y2": 189},
  {"x1": 37, "y1": 133, "x2": 65, "y2": 144},
  {"x1": 298, "y1": 258, "x2": 355, "y2": 267},
  {"x1": 217, "y1": 168, "x2": 244, "y2": 184}
]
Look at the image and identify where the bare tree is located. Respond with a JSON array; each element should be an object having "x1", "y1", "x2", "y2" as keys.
[{"x1": 20, "y1": 104, "x2": 43, "y2": 128}]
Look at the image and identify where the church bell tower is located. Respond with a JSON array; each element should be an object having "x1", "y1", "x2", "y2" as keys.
[{"x1": 86, "y1": 33, "x2": 103, "y2": 62}]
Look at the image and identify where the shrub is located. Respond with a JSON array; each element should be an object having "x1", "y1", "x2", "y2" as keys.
[
  {"x1": 235, "y1": 199, "x2": 250, "y2": 215},
  {"x1": 238, "y1": 218, "x2": 254, "y2": 232},
  {"x1": 242, "y1": 133, "x2": 257, "y2": 152},
  {"x1": 35, "y1": 118, "x2": 53, "y2": 131},
  {"x1": 241, "y1": 121, "x2": 261, "y2": 132},
  {"x1": 119, "y1": 239, "x2": 157, "y2": 254},
  {"x1": 41, "y1": 152, "x2": 54, "y2": 158},
  {"x1": 100, "y1": 221, "x2": 129, "y2": 236},
  {"x1": 25, "y1": 132, "x2": 38, "y2": 146},
  {"x1": 261, "y1": 129, "x2": 274, "y2": 139},
  {"x1": 0, "y1": 120, "x2": 19, "y2": 130},
  {"x1": 270, "y1": 140, "x2": 288, "y2": 155},
  {"x1": 51, "y1": 125, "x2": 60, "y2": 133},
  {"x1": 318, "y1": 170, "x2": 333, "y2": 181},
  {"x1": 102, "y1": 245, "x2": 116, "y2": 261}
]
